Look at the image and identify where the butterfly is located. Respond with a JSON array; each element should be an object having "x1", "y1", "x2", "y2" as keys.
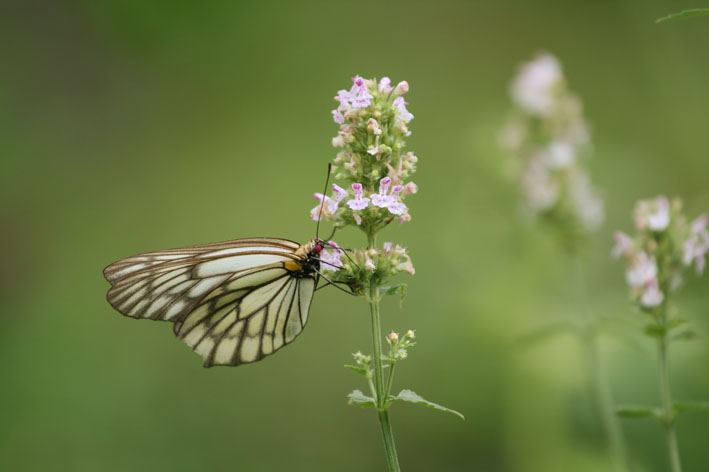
[{"x1": 104, "y1": 237, "x2": 337, "y2": 367}]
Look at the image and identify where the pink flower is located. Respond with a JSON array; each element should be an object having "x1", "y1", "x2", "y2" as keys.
[
  {"x1": 612, "y1": 231, "x2": 633, "y2": 259},
  {"x1": 371, "y1": 177, "x2": 392, "y2": 208},
  {"x1": 367, "y1": 178, "x2": 408, "y2": 216},
  {"x1": 319, "y1": 241, "x2": 343, "y2": 272},
  {"x1": 309, "y1": 184, "x2": 348, "y2": 221},
  {"x1": 626, "y1": 251, "x2": 658, "y2": 289},
  {"x1": 387, "y1": 185, "x2": 407, "y2": 215},
  {"x1": 349, "y1": 75, "x2": 373, "y2": 108},
  {"x1": 347, "y1": 182, "x2": 370, "y2": 210},
  {"x1": 683, "y1": 215, "x2": 709, "y2": 273},
  {"x1": 634, "y1": 196, "x2": 670, "y2": 231},
  {"x1": 332, "y1": 89, "x2": 351, "y2": 123},
  {"x1": 310, "y1": 193, "x2": 334, "y2": 221},
  {"x1": 640, "y1": 279, "x2": 664, "y2": 308},
  {"x1": 378, "y1": 77, "x2": 392, "y2": 93},
  {"x1": 393, "y1": 96, "x2": 414, "y2": 123},
  {"x1": 335, "y1": 89, "x2": 350, "y2": 109}
]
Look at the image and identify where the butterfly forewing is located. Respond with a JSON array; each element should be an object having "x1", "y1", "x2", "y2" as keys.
[{"x1": 104, "y1": 237, "x2": 317, "y2": 367}]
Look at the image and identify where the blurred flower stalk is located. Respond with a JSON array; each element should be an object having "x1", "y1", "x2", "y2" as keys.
[
  {"x1": 500, "y1": 52, "x2": 604, "y2": 249},
  {"x1": 312, "y1": 76, "x2": 462, "y2": 471},
  {"x1": 501, "y1": 53, "x2": 629, "y2": 472},
  {"x1": 614, "y1": 196, "x2": 709, "y2": 472}
]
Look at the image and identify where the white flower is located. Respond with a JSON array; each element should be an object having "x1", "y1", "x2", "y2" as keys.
[
  {"x1": 626, "y1": 251, "x2": 658, "y2": 289},
  {"x1": 634, "y1": 196, "x2": 670, "y2": 231},
  {"x1": 367, "y1": 118, "x2": 382, "y2": 135},
  {"x1": 640, "y1": 280, "x2": 664, "y2": 308},
  {"x1": 612, "y1": 231, "x2": 633, "y2": 259},
  {"x1": 378, "y1": 77, "x2": 392, "y2": 94},
  {"x1": 393, "y1": 97, "x2": 414, "y2": 123},
  {"x1": 568, "y1": 170, "x2": 604, "y2": 231},
  {"x1": 683, "y1": 215, "x2": 709, "y2": 273},
  {"x1": 648, "y1": 197, "x2": 670, "y2": 231},
  {"x1": 545, "y1": 141, "x2": 576, "y2": 169},
  {"x1": 510, "y1": 53, "x2": 563, "y2": 116},
  {"x1": 522, "y1": 156, "x2": 559, "y2": 211}
]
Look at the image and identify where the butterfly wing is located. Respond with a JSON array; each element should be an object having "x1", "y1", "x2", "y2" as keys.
[{"x1": 104, "y1": 238, "x2": 316, "y2": 367}]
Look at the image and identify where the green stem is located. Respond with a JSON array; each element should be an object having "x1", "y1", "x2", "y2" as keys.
[
  {"x1": 385, "y1": 362, "x2": 397, "y2": 400},
  {"x1": 369, "y1": 287, "x2": 400, "y2": 472},
  {"x1": 366, "y1": 229, "x2": 400, "y2": 472},
  {"x1": 584, "y1": 334, "x2": 630, "y2": 472},
  {"x1": 658, "y1": 329, "x2": 682, "y2": 472},
  {"x1": 574, "y1": 255, "x2": 629, "y2": 472}
]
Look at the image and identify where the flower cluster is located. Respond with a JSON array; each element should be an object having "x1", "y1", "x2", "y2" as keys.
[
  {"x1": 500, "y1": 53, "x2": 604, "y2": 240},
  {"x1": 386, "y1": 329, "x2": 416, "y2": 361},
  {"x1": 613, "y1": 196, "x2": 709, "y2": 310},
  {"x1": 310, "y1": 76, "x2": 418, "y2": 233},
  {"x1": 322, "y1": 241, "x2": 414, "y2": 293}
]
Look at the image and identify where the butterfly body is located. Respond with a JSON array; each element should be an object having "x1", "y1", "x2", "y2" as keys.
[{"x1": 104, "y1": 237, "x2": 324, "y2": 367}]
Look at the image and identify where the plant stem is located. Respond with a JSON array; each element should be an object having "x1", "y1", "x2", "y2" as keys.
[
  {"x1": 385, "y1": 362, "x2": 397, "y2": 400},
  {"x1": 584, "y1": 334, "x2": 630, "y2": 472},
  {"x1": 658, "y1": 328, "x2": 682, "y2": 472},
  {"x1": 369, "y1": 286, "x2": 400, "y2": 472},
  {"x1": 574, "y1": 255, "x2": 629, "y2": 472}
]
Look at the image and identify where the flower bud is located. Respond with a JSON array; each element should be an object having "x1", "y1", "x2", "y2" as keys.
[
  {"x1": 394, "y1": 81, "x2": 409, "y2": 95},
  {"x1": 403, "y1": 182, "x2": 418, "y2": 196},
  {"x1": 388, "y1": 332, "x2": 399, "y2": 344},
  {"x1": 405, "y1": 330, "x2": 415, "y2": 339}
]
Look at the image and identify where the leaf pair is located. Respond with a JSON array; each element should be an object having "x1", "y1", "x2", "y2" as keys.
[
  {"x1": 617, "y1": 401, "x2": 709, "y2": 422},
  {"x1": 348, "y1": 389, "x2": 464, "y2": 420}
]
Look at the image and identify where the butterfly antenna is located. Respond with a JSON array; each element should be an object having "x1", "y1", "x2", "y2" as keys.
[
  {"x1": 338, "y1": 246, "x2": 360, "y2": 271},
  {"x1": 325, "y1": 225, "x2": 338, "y2": 242},
  {"x1": 313, "y1": 268, "x2": 355, "y2": 296},
  {"x1": 315, "y1": 163, "x2": 333, "y2": 241}
]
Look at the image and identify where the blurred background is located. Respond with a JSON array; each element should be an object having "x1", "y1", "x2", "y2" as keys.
[{"x1": 2, "y1": 1, "x2": 709, "y2": 470}]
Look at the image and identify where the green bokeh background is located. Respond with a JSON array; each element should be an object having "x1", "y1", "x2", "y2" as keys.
[{"x1": 2, "y1": 1, "x2": 709, "y2": 470}]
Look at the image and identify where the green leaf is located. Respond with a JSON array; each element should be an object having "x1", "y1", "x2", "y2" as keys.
[
  {"x1": 671, "y1": 328, "x2": 701, "y2": 342},
  {"x1": 644, "y1": 323, "x2": 667, "y2": 339},
  {"x1": 616, "y1": 405, "x2": 662, "y2": 419},
  {"x1": 382, "y1": 283, "x2": 408, "y2": 307},
  {"x1": 344, "y1": 364, "x2": 369, "y2": 377},
  {"x1": 391, "y1": 389, "x2": 464, "y2": 420},
  {"x1": 656, "y1": 9, "x2": 709, "y2": 23},
  {"x1": 347, "y1": 390, "x2": 376, "y2": 408},
  {"x1": 675, "y1": 401, "x2": 709, "y2": 414}
]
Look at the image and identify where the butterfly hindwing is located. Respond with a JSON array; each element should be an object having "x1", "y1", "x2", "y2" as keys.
[{"x1": 104, "y1": 238, "x2": 317, "y2": 367}]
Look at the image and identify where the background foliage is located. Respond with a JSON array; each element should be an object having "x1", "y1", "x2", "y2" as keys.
[{"x1": 2, "y1": 1, "x2": 708, "y2": 470}]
